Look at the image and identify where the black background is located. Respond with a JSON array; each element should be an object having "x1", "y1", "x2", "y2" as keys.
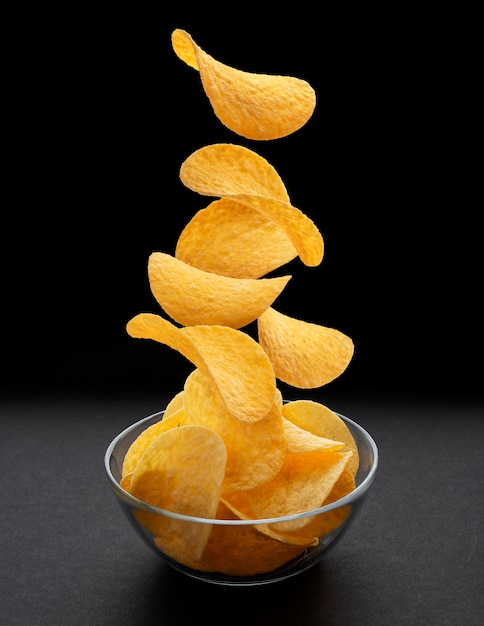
[{"x1": 2, "y1": 6, "x2": 481, "y2": 402}]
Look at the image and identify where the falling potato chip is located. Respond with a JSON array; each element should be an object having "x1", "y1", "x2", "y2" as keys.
[
  {"x1": 258, "y1": 307, "x2": 354, "y2": 388},
  {"x1": 175, "y1": 198, "x2": 297, "y2": 279},
  {"x1": 282, "y1": 400, "x2": 360, "y2": 477},
  {"x1": 122, "y1": 409, "x2": 185, "y2": 478},
  {"x1": 148, "y1": 252, "x2": 290, "y2": 328},
  {"x1": 180, "y1": 143, "x2": 289, "y2": 201},
  {"x1": 224, "y1": 448, "x2": 351, "y2": 532},
  {"x1": 179, "y1": 143, "x2": 323, "y2": 267},
  {"x1": 183, "y1": 368, "x2": 286, "y2": 492},
  {"x1": 126, "y1": 313, "x2": 276, "y2": 423},
  {"x1": 171, "y1": 29, "x2": 316, "y2": 140},
  {"x1": 129, "y1": 425, "x2": 227, "y2": 563}
]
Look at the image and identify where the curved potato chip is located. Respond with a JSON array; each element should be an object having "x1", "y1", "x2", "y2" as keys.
[
  {"x1": 148, "y1": 252, "x2": 290, "y2": 328},
  {"x1": 220, "y1": 491, "x2": 316, "y2": 548},
  {"x1": 126, "y1": 314, "x2": 276, "y2": 423},
  {"x1": 180, "y1": 143, "x2": 289, "y2": 201},
  {"x1": 129, "y1": 425, "x2": 227, "y2": 563},
  {"x1": 164, "y1": 390, "x2": 185, "y2": 418},
  {"x1": 282, "y1": 400, "x2": 360, "y2": 476},
  {"x1": 179, "y1": 144, "x2": 323, "y2": 267},
  {"x1": 257, "y1": 307, "x2": 354, "y2": 388},
  {"x1": 165, "y1": 501, "x2": 307, "y2": 576},
  {"x1": 122, "y1": 408, "x2": 185, "y2": 477},
  {"x1": 282, "y1": 418, "x2": 344, "y2": 454},
  {"x1": 172, "y1": 29, "x2": 316, "y2": 140},
  {"x1": 175, "y1": 198, "x2": 297, "y2": 279},
  {"x1": 262, "y1": 466, "x2": 356, "y2": 544},
  {"x1": 183, "y1": 369, "x2": 286, "y2": 492},
  {"x1": 223, "y1": 448, "x2": 351, "y2": 532}
]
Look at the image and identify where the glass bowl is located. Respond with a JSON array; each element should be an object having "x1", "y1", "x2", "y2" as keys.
[{"x1": 104, "y1": 407, "x2": 378, "y2": 586}]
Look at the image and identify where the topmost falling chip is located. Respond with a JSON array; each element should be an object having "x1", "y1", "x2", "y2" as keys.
[{"x1": 171, "y1": 29, "x2": 316, "y2": 140}]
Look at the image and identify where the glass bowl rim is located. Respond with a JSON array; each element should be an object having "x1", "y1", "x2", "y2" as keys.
[{"x1": 104, "y1": 408, "x2": 378, "y2": 526}]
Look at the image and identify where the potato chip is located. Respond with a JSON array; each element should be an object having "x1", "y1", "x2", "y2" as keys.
[
  {"x1": 261, "y1": 466, "x2": 356, "y2": 544},
  {"x1": 129, "y1": 425, "x2": 226, "y2": 563},
  {"x1": 195, "y1": 501, "x2": 307, "y2": 576},
  {"x1": 157, "y1": 500, "x2": 307, "y2": 576},
  {"x1": 220, "y1": 490, "x2": 317, "y2": 548},
  {"x1": 122, "y1": 409, "x2": 185, "y2": 477},
  {"x1": 179, "y1": 143, "x2": 324, "y2": 267},
  {"x1": 148, "y1": 252, "x2": 290, "y2": 328},
  {"x1": 258, "y1": 307, "x2": 354, "y2": 388},
  {"x1": 164, "y1": 390, "x2": 184, "y2": 418},
  {"x1": 183, "y1": 368, "x2": 286, "y2": 491},
  {"x1": 282, "y1": 417, "x2": 344, "y2": 454},
  {"x1": 171, "y1": 29, "x2": 316, "y2": 140},
  {"x1": 175, "y1": 198, "x2": 297, "y2": 279},
  {"x1": 180, "y1": 143, "x2": 289, "y2": 201},
  {"x1": 282, "y1": 399, "x2": 360, "y2": 477},
  {"x1": 126, "y1": 313, "x2": 276, "y2": 423},
  {"x1": 120, "y1": 472, "x2": 133, "y2": 492},
  {"x1": 223, "y1": 448, "x2": 351, "y2": 532}
]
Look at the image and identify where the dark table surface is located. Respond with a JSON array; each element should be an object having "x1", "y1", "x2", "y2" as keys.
[{"x1": 1, "y1": 392, "x2": 483, "y2": 626}]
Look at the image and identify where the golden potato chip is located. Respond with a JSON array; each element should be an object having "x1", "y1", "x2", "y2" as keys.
[
  {"x1": 157, "y1": 500, "x2": 306, "y2": 576},
  {"x1": 224, "y1": 448, "x2": 351, "y2": 532},
  {"x1": 183, "y1": 368, "x2": 286, "y2": 491},
  {"x1": 261, "y1": 466, "x2": 356, "y2": 544},
  {"x1": 180, "y1": 143, "x2": 289, "y2": 201},
  {"x1": 179, "y1": 143, "x2": 323, "y2": 267},
  {"x1": 148, "y1": 252, "x2": 290, "y2": 328},
  {"x1": 172, "y1": 29, "x2": 316, "y2": 140},
  {"x1": 175, "y1": 198, "x2": 297, "y2": 279},
  {"x1": 164, "y1": 390, "x2": 184, "y2": 418},
  {"x1": 282, "y1": 417, "x2": 344, "y2": 454},
  {"x1": 258, "y1": 307, "x2": 354, "y2": 388},
  {"x1": 129, "y1": 425, "x2": 227, "y2": 563},
  {"x1": 221, "y1": 490, "x2": 317, "y2": 548},
  {"x1": 122, "y1": 409, "x2": 185, "y2": 478},
  {"x1": 120, "y1": 472, "x2": 133, "y2": 492},
  {"x1": 126, "y1": 313, "x2": 276, "y2": 423},
  {"x1": 282, "y1": 400, "x2": 360, "y2": 477},
  {"x1": 193, "y1": 501, "x2": 307, "y2": 576}
]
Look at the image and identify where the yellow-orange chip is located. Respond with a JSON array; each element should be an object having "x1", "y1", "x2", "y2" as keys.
[
  {"x1": 148, "y1": 252, "x2": 290, "y2": 328},
  {"x1": 180, "y1": 143, "x2": 289, "y2": 201},
  {"x1": 179, "y1": 144, "x2": 323, "y2": 267},
  {"x1": 263, "y1": 466, "x2": 356, "y2": 544},
  {"x1": 161, "y1": 501, "x2": 307, "y2": 577},
  {"x1": 183, "y1": 369, "x2": 286, "y2": 492},
  {"x1": 171, "y1": 29, "x2": 316, "y2": 140},
  {"x1": 224, "y1": 448, "x2": 351, "y2": 532},
  {"x1": 122, "y1": 409, "x2": 185, "y2": 477},
  {"x1": 164, "y1": 390, "x2": 184, "y2": 418},
  {"x1": 175, "y1": 198, "x2": 297, "y2": 279},
  {"x1": 126, "y1": 313, "x2": 276, "y2": 423},
  {"x1": 129, "y1": 425, "x2": 227, "y2": 563},
  {"x1": 258, "y1": 307, "x2": 354, "y2": 388},
  {"x1": 282, "y1": 418, "x2": 344, "y2": 454},
  {"x1": 221, "y1": 491, "x2": 316, "y2": 548},
  {"x1": 282, "y1": 399, "x2": 360, "y2": 476}
]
